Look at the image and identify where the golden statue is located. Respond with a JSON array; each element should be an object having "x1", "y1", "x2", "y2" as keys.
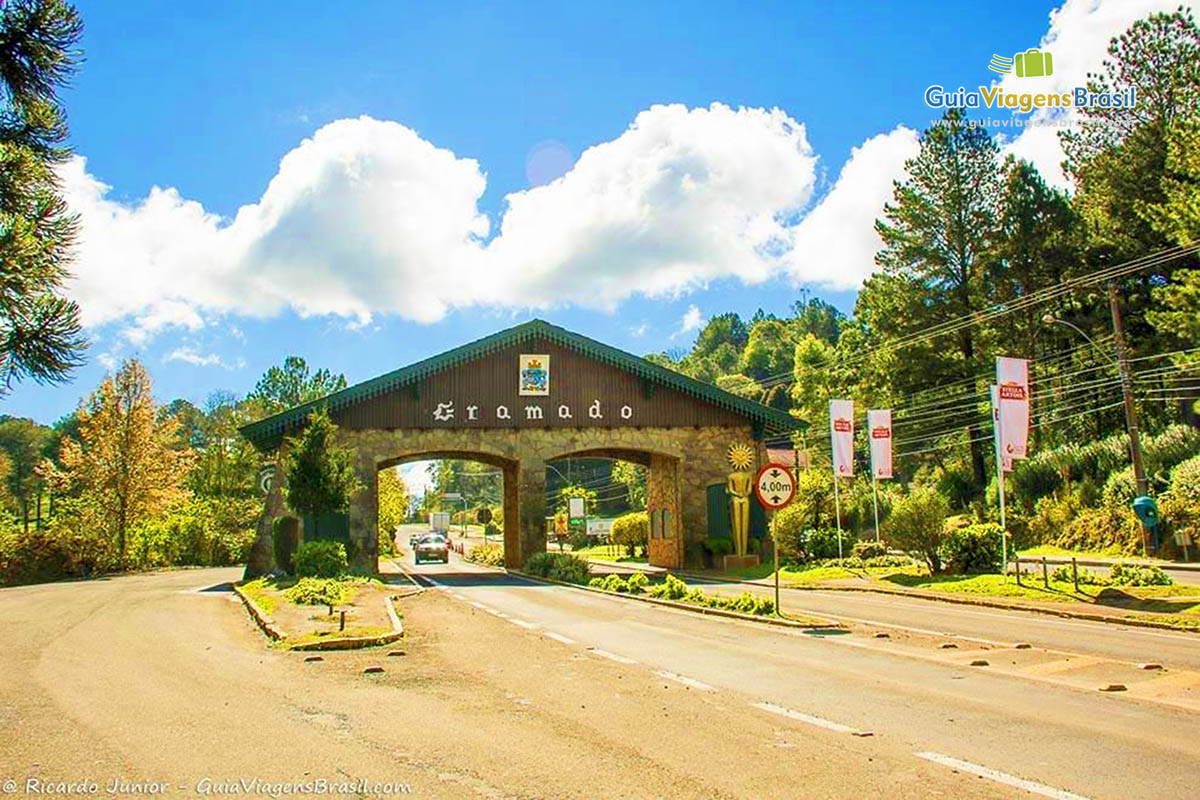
[{"x1": 726, "y1": 443, "x2": 755, "y2": 557}]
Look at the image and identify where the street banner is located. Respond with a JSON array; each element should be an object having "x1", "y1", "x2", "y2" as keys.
[
  {"x1": 867, "y1": 409, "x2": 892, "y2": 479},
  {"x1": 996, "y1": 356, "x2": 1030, "y2": 460},
  {"x1": 990, "y1": 385, "x2": 1012, "y2": 473},
  {"x1": 829, "y1": 399, "x2": 854, "y2": 477}
]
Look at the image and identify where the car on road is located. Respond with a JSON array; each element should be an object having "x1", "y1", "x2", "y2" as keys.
[{"x1": 414, "y1": 533, "x2": 450, "y2": 564}]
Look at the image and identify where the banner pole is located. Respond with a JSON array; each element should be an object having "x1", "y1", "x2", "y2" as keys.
[
  {"x1": 833, "y1": 475, "x2": 843, "y2": 559},
  {"x1": 991, "y1": 385, "x2": 1009, "y2": 577},
  {"x1": 872, "y1": 475, "x2": 881, "y2": 543}
]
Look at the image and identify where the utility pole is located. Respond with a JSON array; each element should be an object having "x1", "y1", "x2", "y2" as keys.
[{"x1": 1107, "y1": 280, "x2": 1149, "y2": 498}]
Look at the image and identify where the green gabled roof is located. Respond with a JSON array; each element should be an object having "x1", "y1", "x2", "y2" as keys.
[{"x1": 239, "y1": 318, "x2": 804, "y2": 449}]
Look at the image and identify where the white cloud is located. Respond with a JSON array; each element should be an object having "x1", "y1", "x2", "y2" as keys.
[
  {"x1": 398, "y1": 462, "x2": 434, "y2": 497},
  {"x1": 788, "y1": 126, "x2": 919, "y2": 287},
  {"x1": 999, "y1": 0, "x2": 1179, "y2": 189},
  {"x1": 164, "y1": 347, "x2": 233, "y2": 368},
  {"x1": 673, "y1": 305, "x2": 705, "y2": 339},
  {"x1": 61, "y1": 105, "x2": 830, "y2": 340}
]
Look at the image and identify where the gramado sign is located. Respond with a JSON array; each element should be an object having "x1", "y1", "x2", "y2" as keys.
[{"x1": 429, "y1": 399, "x2": 636, "y2": 425}]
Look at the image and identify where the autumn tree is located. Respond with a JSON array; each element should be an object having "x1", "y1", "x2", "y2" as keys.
[
  {"x1": 0, "y1": 0, "x2": 87, "y2": 393},
  {"x1": 57, "y1": 359, "x2": 192, "y2": 561}
]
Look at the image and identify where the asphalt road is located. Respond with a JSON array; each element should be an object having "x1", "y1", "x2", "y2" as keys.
[{"x1": 3, "y1": 557, "x2": 1199, "y2": 799}]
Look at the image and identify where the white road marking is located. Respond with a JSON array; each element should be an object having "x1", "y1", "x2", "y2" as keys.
[
  {"x1": 588, "y1": 648, "x2": 638, "y2": 665},
  {"x1": 451, "y1": 593, "x2": 466, "y2": 600},
  {"x1": 544, "y1": 632, "x2": 576, "y2": 645},
  {"x1": 655, "y1": 670, "x2": 716, "y2": 691},
  {"x1": 470, "y1": 602, "x2": 489, "y2": 611},
  {"x1": 510, "y1": 619, "x2": 539, "y2": 629},
  {"x1": 915, "y1": 752, "x2": 1090, "y2": 800},
  {"x1": 753, "y1": 702, "x2": 871, "y2": 736}
]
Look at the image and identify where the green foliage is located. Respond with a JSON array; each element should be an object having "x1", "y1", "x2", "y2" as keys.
[
  {"x1": 272, "y1": 517, "x2": 298, "y2": 573},
  {"x1": 599, "y1": 573, "x2": 629, "y2": 593},
  {"x1": 0, "y1": 0, "x2": 87, "y2": 393},
  {"x1": 247, "y1": 355, "x2": 347, "y2": 415},
  {"x1": 610, "y1": 511, "x2": 649, "y2": 557},
  {"x1": 648, "y1": 573, "x2": 689, "y2": 600},
  {"x1": 941, "y1": 523, "x2": 1003, "y2": 574},
  {"x1": 610, "y1": 460, "x2": 647, "y2": 510},
  {"x1": 884, "y1": 486, "x2": 949, "y2": 573},
  {"x1": 771, "y1": 495, "x2": 851, "y2": 563},
  {"x1": 284, "y1": 577, "x2": 349, "y2": 606},
  {"x1": 127, "y1": 497, "x2": 257, "y2": 568},
  {"x1": 1050, "y1": 565, "x2": 1110, "y2": 586},
  {"x1": 1102, "y1": 467, "x2": 1139, "y2": 508},
  {"x1": 377, "y1": 467, "x2": 410, "y2": 551},
  {"x1": 466, "y1": 542, "x2": 505, "y2": 567},
  {"x1": 1055, "y1": 506, "x2": 1143, "y2": 556},
  {"x1": 1170, "y1": 455, "x2": 1200, "y2": 496},
  {"x1": 293, "y1": 540, "x2": 348, "y2": 578},
  {"x1": 523, "y1": 551, "x2": 591, "y2": 584},
  {"x1": 626, "y1": 571, "x2": 649, "y2": 593},
  {"x1": 1109, "y1": 563, "x2": 1173, "y2": 587},
  {"x1": 703, "y1": 537, "x2": 732, "y2": 557},
  {"x1": 283, "y1": 409, "x2": 362, "y2": 520},
  {"x1": 851, "y1": 540, "x2": 888, "y2": 560}
]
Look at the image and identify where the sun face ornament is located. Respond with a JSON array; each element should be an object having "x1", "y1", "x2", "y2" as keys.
[{"x1": 727, "y1": 442, "x2": 755, "y2": 471}]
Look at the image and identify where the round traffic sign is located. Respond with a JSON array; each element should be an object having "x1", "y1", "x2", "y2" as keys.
[{"x1": 754, "y1": 462, "x2": 796, "y2": 510}]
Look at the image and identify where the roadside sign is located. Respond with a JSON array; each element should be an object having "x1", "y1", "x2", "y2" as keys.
[
  {"x1": 444, "y1": 492, "x2": 463, "y2": 502},
  {"x1": 754, "y1": 463, "x2": 796, "y2": 510},
  {"x1": 568, "y1": 497, "x2": 586, "y2": 519},
  {"x1": 476, "y1": 507, "x2": 493, "y2": 524}
]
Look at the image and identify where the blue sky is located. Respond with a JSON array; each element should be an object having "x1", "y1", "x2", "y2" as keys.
[{"x1": 3, "y1": 0, "x2": 1172, "y2": 423}]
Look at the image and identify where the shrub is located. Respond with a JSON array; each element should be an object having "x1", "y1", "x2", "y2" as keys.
[
  {"x1": 484, "y1": 522, "x2": 501, "y2": 540},
  {"x1": 1049, "y1": 564, "x2": 1110, "y2": 586},
  {"x1": 466, "y1": 542, "x2": 505, "y2": 567},
  {"x1": 941, "y1": 523, "x2": 1003, "y2": 574},
  {"x1": 600, "y1": 573, "x2": 629, "y2": 592},
  {"x1": 293, "y1": 540, "x2": 348, "y2": 578},
  {"x1": 626, "y1": 571, "x2": 649, "y2": 594},
  {"x1": 852, "y1": 540, "x2": 888, "y2": 560},
  {"x1": 1169, "y1": 455, "x2": 1200, "y2": 497},
  {"x1": 1055, "y1": 506, "x2": 1142, "y2": 556},
  {"x1": 523, "y1": 551, "x2": 591, "y2": 584},
  {"x1": 610, "y1": 511, "x2": 649, "y2": 557},
  {"x1": 703, "y1": 537, "x2": 733, "y2": 557},
  {"x1": 588, "y1": 576, "x2": 605, "y2": 588},
  {"x1": 284, "y1": 577, "x2": 349, "y2": 606},
  {"x1": 648, "y1": 573, "x2": 689, "y2": 600},
  {"x1": 1102, "y1": 467, "x2": 1140, "y2": 508},
  {"x1": 803, "y1": 527, "x2": 850, "y2": 560},
  {"x1": 1027, "y1": 493, "x2": 1082, "y2": 546},
  {"x1": 770, "y1": 503, "x2": 808, "y2": 562},
  {"x1": 884, "y1": 487, "x2": 950, "y2": 573},
  {"x1": 377, "y1": 526, "x2": 395, "y2": 558},
  {"x1": 1109, "y1": 563, "x2": 1173, "y2": 586},
  {"x1": 1159, "y1": 491, "x2": 1200, "y2": 559}
]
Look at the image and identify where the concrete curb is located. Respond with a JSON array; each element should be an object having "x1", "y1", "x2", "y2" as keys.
[
  {"x1": 658, "y1": 568, "x2": 1200, "y2": 636},
  {"x1": 510, "y1": 570, "x2": 840, "y2": 630},
  {"x1": 234, "y1": 582, "x2": 408, "y2": 650},
  {"x1": 233, "y1": 583, "x2": 288, "y2": 641}
]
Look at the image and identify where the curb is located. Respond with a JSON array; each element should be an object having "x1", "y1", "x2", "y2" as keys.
[
  {"x1": 233, "y1": 583, "x2": 288, "y2": 641},
  {"x1": 658, "y1": 568, "x2": 1200, "y2": 636},
  {"x1": 234, "y1": 582, "x2": 408, "y2": 650},
  {"x1": 510, "y1": 570, "x2": 839, "y2": 630}
]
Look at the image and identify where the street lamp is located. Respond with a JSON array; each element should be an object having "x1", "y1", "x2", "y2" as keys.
[{"x1": 1042, "y1": 285, "x2": 1150, "y2": 508}]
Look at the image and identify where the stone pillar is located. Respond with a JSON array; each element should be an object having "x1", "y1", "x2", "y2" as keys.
[
  {"x1": 347, "y1": 455, "x2": 379, "y2": 575},
  {"x1": 647, "y1": 454, "x2": 682, "y2": 568},
  {"x1": 243, "y1": 446, "x2": 286, "y2": 580},
  {"x1": 514, "y1": 458, "x2": 547, "y2": 567},
  {"x1": 502, "y1": 461, "x2": 521, "y2": 567}
]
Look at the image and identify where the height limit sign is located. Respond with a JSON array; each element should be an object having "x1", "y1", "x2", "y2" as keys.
[{"x1": 755, "y1": 463, "x2": 796, "y2": 510}]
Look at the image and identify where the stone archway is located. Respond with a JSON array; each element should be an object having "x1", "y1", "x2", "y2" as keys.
[
  {"x1": 547, "y1": 447, "x2": 683, "y2": 568},
  {"x1": 373, "y1": 449, "x2": 519, "y2": 570}
]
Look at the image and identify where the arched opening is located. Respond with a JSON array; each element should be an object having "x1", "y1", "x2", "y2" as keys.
[
  {"x1": 373, "y1": 450, "x2": 519, "y2": 571},
  {"x1": 545, "y1": 447, "x2": 683, "y2": 568}
]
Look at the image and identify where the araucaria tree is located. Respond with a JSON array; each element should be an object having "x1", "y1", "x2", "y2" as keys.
[
  {"x1": 0, "y1": 0, "x2": 87, "y2": 393},
  {"x1": 283, "y1": 408, "x2": 362, "y2": 522},
  {"x1": 56, "y1": 360, "x2": 192, "y2": 561},
  {"x1": 871, "y1": 107, "x2": 1000, "y2": 492}
]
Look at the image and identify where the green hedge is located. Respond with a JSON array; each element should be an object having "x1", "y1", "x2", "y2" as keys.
[{"x1": 293, "y1": 540, "x2": 348, "y2": 578}]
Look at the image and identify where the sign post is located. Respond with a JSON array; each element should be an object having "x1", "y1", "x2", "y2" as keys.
[
  {"x1": 867, "y1": 409, "x2": 892, "y2": 544},
  {"x1": 755, "y1": 463, "x2": 797, "y2": 617},
  {"x1": 990, "y1": 386, "x2": 1011, "y2": 576}
]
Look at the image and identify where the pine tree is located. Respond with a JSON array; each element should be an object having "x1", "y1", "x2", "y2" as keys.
[
  {"x1": 0, "y1": 0, "x2": 86, "y2": 393},
  {"x1": 871, "y1": 108, "x2": 1001, "y2": 492},
  {"x1": 283, "y1": 408, "x2": 361, "y2": 521}
]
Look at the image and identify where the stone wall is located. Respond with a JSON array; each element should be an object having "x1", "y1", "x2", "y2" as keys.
[{"x1": 247, "y1": 424, "x2": 762, "y2": 574}]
